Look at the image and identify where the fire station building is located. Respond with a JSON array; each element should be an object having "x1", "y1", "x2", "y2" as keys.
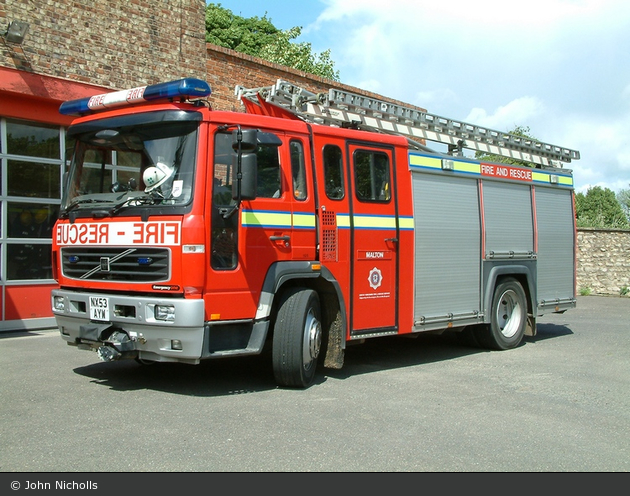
[{"x1": 1, "y1": 0, "x2": 399, "y2": 331}]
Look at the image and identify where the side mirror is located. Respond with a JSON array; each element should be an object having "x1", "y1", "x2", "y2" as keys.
[
  {"x1": 229, "y1": 129, "x2": 282, "y2": 203},
  {"x1": 232, "y1": 129, "x2": 258, "y2": 201},
  {"x1": 233, "y1": 153, "x2": 257, "y2": 200}
]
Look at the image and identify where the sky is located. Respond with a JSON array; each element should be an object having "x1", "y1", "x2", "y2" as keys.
[{"x1": 210, "y1": 0, "x2": 630, "y2": 194}]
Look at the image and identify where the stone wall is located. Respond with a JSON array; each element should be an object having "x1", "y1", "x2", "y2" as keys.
[
  {"x1": 577, "y1": 228, "x2": 630, "y2": 295},
  {"x1": 1, "y1": 0, "x2": 207, "y2": 90}
]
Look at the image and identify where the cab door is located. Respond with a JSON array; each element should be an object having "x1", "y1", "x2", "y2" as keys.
[
  {"x1": 207, "y1": 129, "x2": 294, "y2": 321},
  {"x1": 348, "y1": 143, "x2": 399, "y2": 333}
]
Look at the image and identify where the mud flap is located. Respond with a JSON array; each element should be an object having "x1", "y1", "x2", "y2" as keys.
[
  {"x1": 323, "y1": 310, "x2": 344, "y2": 369},
  {"x1": 525, "y1": 315, "x2": 536, "y2": 337}
]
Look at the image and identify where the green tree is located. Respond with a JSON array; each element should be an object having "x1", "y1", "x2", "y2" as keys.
[
  {"x1": 474, "y1": 125, "x2": 537, "y2": 167},
  {"x1": 259, "y1": 27, "x2": 339, "y2": 81},
  {"x1": 205, "y1": 3, "x2": 280, "y2": 56},
  {"x1": 617, "y1": 185, "x2": 630, "y2": 223},
  {"x1": 205, "y1": 3, "x2": 340, "y2": 81},
  {"x1": 575, "y1": 186, "x2": 629, "y2": 228}
]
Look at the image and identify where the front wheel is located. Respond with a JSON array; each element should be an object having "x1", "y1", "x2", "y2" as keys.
[
  {"x1": 272, "y1": 288, "x2": 322, "y2": 388},
  {"x1": 474, "y1": 278, "x2": 527, "y2": 350}
]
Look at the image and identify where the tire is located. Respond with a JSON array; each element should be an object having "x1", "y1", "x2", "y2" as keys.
[
  {"x1": 474, "y1": 278, "x2": 527, "y2": 350},
  {"x1": 272, "y1": 288, "x2": 322, "y2": 388}
]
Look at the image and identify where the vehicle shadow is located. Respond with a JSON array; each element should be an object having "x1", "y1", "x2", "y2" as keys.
[
  {"x1": 72, "y1": 322, "x2": 573, "y2": 396},
  {"x1": 0, "y1": 328, "x2": 57, "y2": 339},
  {"x1": 525, "y1": 322, "x2": 574, "y2": 342},
  {"x1": 328, "y1": 322, "x2": 573, "y2": 380},
  {"x1": 73, "y1": 352, "x2": 278, "y2": 397}
]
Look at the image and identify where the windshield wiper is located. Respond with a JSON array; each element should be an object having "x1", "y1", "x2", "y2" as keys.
[
  {"x1": 109, "y1": 195, "x2": 157, "y2": 216},
  {"x1": 63, "y1": 198, "x2": 110, "y2": 215}
]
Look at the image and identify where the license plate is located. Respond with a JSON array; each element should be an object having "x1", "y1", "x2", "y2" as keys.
[{"x1": 89, "y1": 296, "x2": 110, "y2": 321}]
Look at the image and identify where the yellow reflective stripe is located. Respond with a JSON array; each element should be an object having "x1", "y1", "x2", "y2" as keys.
[
  {"x1": 241, "y1": 210, "x2": 316, "y2": 228},
  {"x1": 243, "y1": 210, "x2": 413, "y2": 230},
  {"x1": 532, "y1": 171, "x2": 574, "y2": 187},
  {"x1": 410, "y1": 153, "x2": 479, "y2": 174},
  {"x1": 337, "y1": 213, "x2": 351, "y2": 228},
  {"x1": 353, "y1": 214, "x2": 397, "y2": 229},
  {"x1": 558, "y1": 175, "x2": 573, "y2": 186},
  {"x1": 454, "y1": 161, "x2": 480, "y2": 174},
  {"x1": 399, "y1": 216, "x2": 414, "y2": 230},
  {"x1": 292, "y1": 212, "x2": 316, "y2": 228},
  {"x1": 411, "y1": 152, "x2": 573, "y2": 188},
  {"x1": 241, "y1": 210, "x2": 292, "y2": 228},
  {"x1": 409, "y1": 154, "x2": 441, "y2": 169},
  {"x1": 336, "y1": 213, "x2": 414, "y2": 230},
  {"x1": 532, "y1": 171, "x2": 548, "y2": 183}
]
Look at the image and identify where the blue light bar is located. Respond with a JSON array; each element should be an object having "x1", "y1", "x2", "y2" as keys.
[{"x1": 59, "y1": 78, "x2": 211, "y2": 116}]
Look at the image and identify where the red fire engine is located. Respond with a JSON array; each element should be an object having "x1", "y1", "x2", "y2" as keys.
[{"x1": 52, "y1": 78, "x2": 580, "y2": 388}]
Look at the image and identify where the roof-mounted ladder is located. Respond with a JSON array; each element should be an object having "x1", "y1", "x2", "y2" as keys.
[{"x1": 236, "y1": 79, "x2": 580, "y2": 168}]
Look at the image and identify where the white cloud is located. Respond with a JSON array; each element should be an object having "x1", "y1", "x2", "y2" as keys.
[
  {"x1": 413, "y1": 89, "x2": 458, "y2": 110},
  {"x1": 354, "y1": 78, "x2": 382, "y2": 94},
  {"x1": 465, "y1": 97, "x2": 546, "y2": 131},
  {"x1": 560, "y1": 109, "x2": 630, "y2": 192}
]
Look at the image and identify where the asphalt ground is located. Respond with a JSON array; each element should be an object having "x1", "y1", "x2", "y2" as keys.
[{"x1": 0, "y1": 295, "x2": 628, "y2": 474}]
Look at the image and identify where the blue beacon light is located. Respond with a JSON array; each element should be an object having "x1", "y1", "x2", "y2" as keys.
[{"x1": 59, "y1": 78, "x2": 211, "y2": 116}]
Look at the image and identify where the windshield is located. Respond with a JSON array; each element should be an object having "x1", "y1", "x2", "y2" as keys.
[{"x1": 61, "y1": 110, "x2": 200, "y2": 215}]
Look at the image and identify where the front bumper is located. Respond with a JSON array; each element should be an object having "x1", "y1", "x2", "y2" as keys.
[{"x1": 52, "y1": 289, "x2": 206, "y2": 364}]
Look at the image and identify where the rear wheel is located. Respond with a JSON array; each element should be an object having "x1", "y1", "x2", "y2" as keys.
[
  {"x1": 272, "y1": 288, "x2": 322, "y2": 388},
  {"x1": 475, "y1": 278, "x2": 527, "y2": 350}
]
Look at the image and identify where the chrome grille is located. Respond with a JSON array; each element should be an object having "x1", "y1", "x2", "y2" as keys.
[{"x1": 61, "y1": 247, "x2": 169, "y2": 282}]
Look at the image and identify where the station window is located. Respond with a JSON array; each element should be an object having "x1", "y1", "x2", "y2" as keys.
[{"x1": 1, "y1": 118, "x2": 65, "y2": 281}]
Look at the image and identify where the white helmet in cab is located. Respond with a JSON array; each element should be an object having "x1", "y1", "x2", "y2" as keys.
[{"x1": 143, "y1": 162, "x2": 173, "y2": 192}]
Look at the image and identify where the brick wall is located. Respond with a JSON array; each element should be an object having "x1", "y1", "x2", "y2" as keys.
[
  {"x1": 577, "y1": 229, "x2": 630, "y2": 296},
  {"x1": 205, "y1": 43, "x2": 427, "y2": 114},
  {"x1": 1, "y1": 0, "x2": 207, "y2": 90}
]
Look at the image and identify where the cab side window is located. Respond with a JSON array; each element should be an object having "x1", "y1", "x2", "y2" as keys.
[
  {"x1": 354, "y1": 149, "x2": 390, "y2": 202},
  {"x1": 290, "y1": 140, "x2": 307, "y2": 200},
  {"x1": 323, "y1": 145, "x2": 344, "y2": 200},
  {"x1": 257, "y1": 143, "x2": 281, "y2": 198}
]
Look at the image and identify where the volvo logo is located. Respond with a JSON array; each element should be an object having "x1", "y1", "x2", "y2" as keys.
[
  {"x1": 80, "y1": 248, "x2": 137, "y2": 279},
  {"x1": 100, "y1": 257, "x2": 111, "y2": 272}
]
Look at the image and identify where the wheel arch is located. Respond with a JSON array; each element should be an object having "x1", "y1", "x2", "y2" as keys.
[
  {"x1": 257, "y1": 261, "x2": 347, "y2": 369},
  {"x1": 483, "y1": 262, "x2": 536, "y2": 328}
]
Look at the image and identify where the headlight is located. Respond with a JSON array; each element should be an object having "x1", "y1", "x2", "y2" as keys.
[
  {"x1": 155, "y1": 304, "x2": 175, "y2": 322},
  {"x1": 53, "y1": 296, "x2": 65, "y2": 312}
]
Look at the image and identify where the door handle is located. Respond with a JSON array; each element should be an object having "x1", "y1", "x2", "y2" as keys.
[
  {"x1": 384, "y1": 237, "x2": 398, "y2": 243},
  {"x1": 270, "y1": 235, "x2": 291, "y2": 247}
]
